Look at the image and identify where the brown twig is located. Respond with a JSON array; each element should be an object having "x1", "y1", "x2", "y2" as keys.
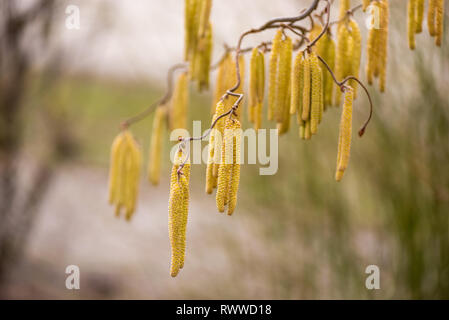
[{"x1": 121, "y1": 63, "x2": 188, "y2": 129}]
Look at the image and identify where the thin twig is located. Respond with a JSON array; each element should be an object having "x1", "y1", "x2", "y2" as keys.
[{"x1": 121, "y1": 63, "x2": 188, "y2": 128}]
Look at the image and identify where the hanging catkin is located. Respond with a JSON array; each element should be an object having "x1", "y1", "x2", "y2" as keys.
[
  {"x1": 205, "y1": 112, "x2": 218, "y2": 194},
  {"x1": 290, "y1": 52, "x2": 304, "y2": 116},
  {"x1": 428, "y1": 0, "x2": 437, "y2": 36},
  {"x1": 348, "y1": 19, "x2": 361, "y2": 98},
  {"x1": 216, "y1": 118, "x2": 234, "y2": 212},
  {"x1": 212, "y1": 100, "x2": 225, "y2": 177},
  {"x1": 275, "y1": 35, "x2": 292, "y2": 125},
  {"x1": 408, "y1": 0, "x2": 417, "y2": 49},
  {"x1": 434, "y1": 0, "x2": 445, "y2": 46},
  {"x1": 227, "y1": 120, "x2": 241, "y2": 215},
  {"x1": 148, "y1": 106, "x2": 166, "y2": 186},
  {"x1": 310, "y1": 52, "x2": 322, "y2": 135},
  {"x1": 249, "y1": 47, "x2": 265, "y2": 130},
  {"x1": 109, "y1": 130, "x2": 141, "y2": 221},
  {"x1": 339, "y1": 0, "x2": 351, "y2": 20},
  {"x1": 416, "y1": 0, "x2": 425, "y2": 33},
  {"x1": 193, "y1": 22, "x2": 213, "y2": 91},
  {"x1": 184, "y1": 0, "x2": 201, "y2": 62},
  {"x1": 171, "y1": 72, "x2": 189, "y2": 130},
  {"x1": 268, "y1": 29, "x2": 283, "y2": 121},
  {"x1": 366, "y1": 0, "x2": 389, "y2": 92},
  {"x1": 169, "y1": 149, "x2": 190, "y2": 276},
  {"x1": 302, "y1": 53, "x2": 311, "y2": 121},
  {"x1": 334, "y1": 21, "x2": 350, "y2": 106},
  {"x1": 309, "y1": 24, "x2": 336, "y2": 109},
  {"x1": 198, "y1": 0, "x2": 212, "y2": 38},
  {"x1": 335, "y1": 86, "x2": 353, "y2": 182}
]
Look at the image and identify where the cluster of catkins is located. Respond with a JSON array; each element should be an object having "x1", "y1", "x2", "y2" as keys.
[
  {"x1": 185, "y1": 0, "x2": 213, "y2": 91},
  {"x1": 408, "y1": 0, "x2": 445, "y2": 49},
  {"x1": 108, "y1": 131, "x2": 142, "y2": 220},
  {"x1": 205, "y1": 101, "x2": 242, "y2": 215}
]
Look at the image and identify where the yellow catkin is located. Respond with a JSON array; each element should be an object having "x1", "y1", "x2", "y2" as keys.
[
  {"x1": 339, "y1": 0, "x2": 351, "y2": 20},
  {"x1": 302, "y1": 53, "x2": 311, "y2": 121},
  {"x1": 171, "y1": 72, "x2": 189, "y2": 130},
  {"x1": 334, "y1": 22, "x2": 350, "y2": 106},
  {"x1": 348, "y1": 19, "x2": 361, "y2": 98},
  {"x1": 216, "y1": 118, "x2": 233, "y2": 212},
  {"x1": 205, "y1": 113, "x2": 218, "y2": 194},
  {"x1": 198, "y1": 0, "x2": 212, "y2": 37},
  {"x1": 363, "y1": 0, "x2": 371, "y2": 11},
  {"x1": 125, "y1": 134, "x2": 142, "y2": 221},
  {"x1": 322, "y1": 33, "x2": 336, "y2": 109},
  {"x1": 408, "y1": 0, "x2": 416, "y2": 50},
  {"x1": 304, "y1": 120, "x2": 311, "y2": 140},
  {"x1": 148, "y1": 106, "x2": 166, "y2": 186},
  {"x1": 435, "y1": 0, "x2": 444, "y2": 46},
  {"x1": 428, "y1": 0, "x2": 437, "y2": 37},
  {"x1": 290, "y1": 53, "x2": 303, "y2": 116},
  {"x1": 335, "y1": 87, "x2": 353, "y2": 182},
  {"x1": 310, "y1": 53, "x2": 321, "y2": 135},
  {"x1": 211, "y1": 52, "x2": 231, "y2": 114},
  {"x1": 108, "y1": 132, "x2": 124, "y2": 205},
  {"x1": 415, "y1": 0, "x2": 425, "y2": 33},
  {"x1": 227, "y1": 120, "x2": 241, "y2": 215},
  {"x1": 212, "y1": 100, "x2": 225, "y2": 177},
  {"x1": 249, "y1": 48, "x2": 265, "y2": 130},
  {"x1": 169, "y1": 149, "x2": 190, "y2": 272},
  {"x1": 268, "y1": 29, "x2": 283, "y2": 121},
  {"x1": 194, "y1": 22, "x2": 213, "y2": 91},
  {"x1": 318, "y1": 67, "x2": 324, "y2": 124},
  {"x1": 310, "y1": 24, "x2": 336, "y2": 109},
  {"x1": 275, "y1": 35, "x2": 292, "y2": 124},
  {"x1": 169, "y1": 173, "x2": 187, "y2": 277},
  {"x1": 109, "y1": 131, "x2": 141, "y2": 220},
  {"x1": 255, "y1": 50, "x2": 265, "y2": 131},
  {"x1": 277, "y1": 78, "x2": 291, "y2": 135},
  {"x1": 184, "y1": 0, "x2": 201, "y2": 62}
]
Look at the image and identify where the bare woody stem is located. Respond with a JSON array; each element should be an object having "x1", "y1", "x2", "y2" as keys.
[{"x1": 120, "y1": 63, "x2": 188, "y2": 129}]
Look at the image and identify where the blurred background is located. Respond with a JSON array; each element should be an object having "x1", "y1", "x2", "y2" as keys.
[{"x1": 0, "y1": 0, "x2": 448, "y2": 299}]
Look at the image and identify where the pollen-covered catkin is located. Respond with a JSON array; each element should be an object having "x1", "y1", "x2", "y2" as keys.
[
  {"x1": 212, "y1": 100, "x2": 225, "y2": 177},
  {"x1": 275, "y1": 35, "x2": 292, "y2": 124},
  {"x1": 184, "y1": 0, "x2": 201, "y2": 62},
  {"x1": 408, "y1": 0, "x2": 416, "y2": 50},
  {"x1": 428, "y1": 0, "x2": 437, "y2": 36},
  {"x1": 205, "y1": 113, "x2": 218, "y2": 194},
  {"x1": 291, "y1": 52, "x2": 303, "y2": 116},
  {"x1": 435, "y1": 0, "x2": 444, "y2": 46},
  {"x1": 194, "y1": 22, "x2": 213, "y2": 91},
  {"x1": 109, "y1": 131, "x2": 141, "y2": 220},
  {"x1": 348, "y1": 19, "x2": 361, "y2": 98},
  {"x1": 249, "y1": 48, "x2": 265, "y2": 130},
  {"x1": 169, "y1": 149, "x2": 190, "y2": 272},
  {"x1": 334, "y1": 22, "x2": 350, "y2": 105},
  {"x1": 268, "y1": 29, "x2": 283, "y2": 121},
  {"x1": 148, "y1": 106, "x2": 166, "y2": 186},
  {"x1": 198, "y1": 0, "x2": 212, "y2": 37},
  {"x1": 310, "y1": 53, "x2": 322, "y2": 135},
  {"x1": 309, "y1": 24, "x2": 335, "y2": 109},
  {"x1": 302, "y1": 53, "x2": 311, "y2": 121},
  {"x1": 415, "y1": 0, "x2": 424, "y2": 33},
  {"x1": 216, "y1": 118, "x2": 234, "y2": 212},
  {"x1": 339, "y1": 0, "x2": 351, "y2": 19},
  {"x1": 335, "y1": 86, "x2": 353, "y2": 182},
  {"x1": 171, "y1": 72, "x2": 189, "y2": 130},
  {"x1": 227, "y1": 120, "x2": 241, "y2": 215}
]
